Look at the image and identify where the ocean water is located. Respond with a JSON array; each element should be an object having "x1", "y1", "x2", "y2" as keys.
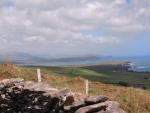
[
  {"x1": 26, "y1": 56, "x2": 150, "y2": 72},
  {"x1": 77, "y1": 56, "x2": 150, "y2": 72},
  {"x1": 99, "y1": 56, "x2": 150, "y2": 72},
  {"x1": 122, "y1": 56, "x2": 150, "y2": 72},
  {"x1": 22, "y1": 56, "x2": 150, "y2": 72}
]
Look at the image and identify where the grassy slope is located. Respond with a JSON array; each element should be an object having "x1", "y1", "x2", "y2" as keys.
[
  {"x1": 0, "y1": 63, "x2": 150, "y2": 113},
  {"x1": 21, "y1": 62, "x2": 150, "y2": 89}
]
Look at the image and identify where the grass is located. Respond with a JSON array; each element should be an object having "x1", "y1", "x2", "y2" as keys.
[
  {"x1": 0, "y1": 63, "x2": 150, "y2": 113},
  {"x1": 21, "y1": 62, "x2": 150, "y2": 89}
]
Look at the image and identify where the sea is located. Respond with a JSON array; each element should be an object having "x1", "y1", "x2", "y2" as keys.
[{"x1": 25, "y1": 56, "x2": 150, "y2": 72}]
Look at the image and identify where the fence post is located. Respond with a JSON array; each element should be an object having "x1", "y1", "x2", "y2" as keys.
[
  {"x1": 85, "y1": 79, "x2": 88, "y2": 96},
  {"x1": 37, "y1": 69, "x2": 41, "y2": 82}
]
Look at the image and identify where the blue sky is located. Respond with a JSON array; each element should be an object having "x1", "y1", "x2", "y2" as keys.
[
  {"x1": 126, "y1": 0, "x2": 131, "y2": 4},
  {"x1": 0, "y1": 0, "x2": 150, "y2": 57},
  {"x1": 5, "y1": 2, "x2": 14, "y2": 7}
]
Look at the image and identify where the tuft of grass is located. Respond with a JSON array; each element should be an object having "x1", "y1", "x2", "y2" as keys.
[{"x1": 0, "y1": 63, "x2": 37, "y2": 81}]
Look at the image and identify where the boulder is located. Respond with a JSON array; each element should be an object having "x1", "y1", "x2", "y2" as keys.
[
  {"x1": 68, "y1": 100, "x2": 86, "y2": 113},
  {"x1": 85, "y1": 95, "x2": 108, "y2": 105},
  {"x1": 64, "y1": 93, "x2": 87, "y2": 111},
  {"x1": 0, "y1": 78, "x2": 24, "y2": 85},
  {"x1": 54, "y1": 88, "x2": 74, "y2": 112},
  {"x1": 75, "y1": 102, "x2": 107, "y2": 113},
  {"x1": 97, "y1": 108, "x2": 126, "y2": 113}
]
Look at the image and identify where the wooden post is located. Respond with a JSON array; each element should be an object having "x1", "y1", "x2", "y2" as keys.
[
  {"x1": 37, "y1": 69, "x2": 41, "y2": 82},
  {"x1": 85, "y1": 79, "x2": 88, "y2": 96}
]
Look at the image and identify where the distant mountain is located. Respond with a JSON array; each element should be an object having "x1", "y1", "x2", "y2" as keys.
[
  {"x1": 0, "y1": 52, "x2": 113, "y2": 64},
  {"x1": 0, "y1": 52, "x2": 43, "y2": 63},
  {"x1": 47, "y1": 54, "x2": 112, "y2": 62}
]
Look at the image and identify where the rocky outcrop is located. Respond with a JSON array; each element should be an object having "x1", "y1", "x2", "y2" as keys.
[{"x1": 0, "y1": 78, "x2": 126, "y2": 113}]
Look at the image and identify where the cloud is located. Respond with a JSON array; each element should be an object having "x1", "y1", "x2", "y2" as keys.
[
  {"x1": 114, "y1": 0, "x2": 126, "y2": 4},
  {"x1": 23, "y1": 36, "x2": 46, "y2": 43},
  {"x1": 85, "y1": 35, "x2": 122, "y2": 44},
  {"x1": 0, "y1": 0, "x2": 150, "y2": 56}
]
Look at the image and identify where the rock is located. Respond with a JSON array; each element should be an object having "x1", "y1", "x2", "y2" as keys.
[
  {"x1": 0, "y1": 78, "x2": 126, "y2": 113},
  {"x1": 97, "y1": 101, "x2": 126, "y2": 113},
  {"x1": 64, "y1": 93, "x2": 87, "y2": 111},
  {"x1": 1, "y1": 94, "x2": 5, "y2": 99},
  {"x1": 75, "y1": 102, "x2": 108, "y2": 113},
  {"x1": 0, "y1": 98, "x2": 9, "y2": 104},
  {"x1": 54, "y1": 88, "x2": 74, "y2": 112},
  {"x1": 24, "y1": 82, "x2": 54, "y2": 91},
  {"x1": 72, "y1": 93, "x2": 88, "y2": 102},
  {"x1": 0, "y1": 78, "x2": 24, "y2": 85},
  {"x1": 85, "y1": 95, "x2": 108, "y2": 105},
  {"x1": 64, "y1": 95, "x2": 75, "y2": 110},
  {"x1": 68, "y1": 100, "x2": 86, "y2": 113},
  {"x1": 105, "y1": 101, "x2": 119, "y2": 109},
  {"x1": 97, "y1": 108, "x2": 126, "y2": 113},
  {"x1": 42, "y1": 91, "x2": 58, "y2": 103},
  {"x1": 59, "y1": 110, "x2": 67, "y2": 113}
]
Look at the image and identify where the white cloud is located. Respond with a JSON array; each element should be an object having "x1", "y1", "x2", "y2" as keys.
[
  {"x1": 106, "y1": 18, "x2": 131, "y2": 26},
  {"x1": 86, "y1": 35, "x2": 122, "y2": 44},
  {"x1": 23, "y1": 36, "x2": 46, "y2": 42},
  {"x1": 114, "y1": 0, "x2": 126, "y2": 4},
  {"x1": 0, "y1": 0, "x2": 150, "y2": 55}
]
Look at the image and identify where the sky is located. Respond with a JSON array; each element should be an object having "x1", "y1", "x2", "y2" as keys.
[{"x1": 0, "y1": 0, "x2": 150, "y2": 57}]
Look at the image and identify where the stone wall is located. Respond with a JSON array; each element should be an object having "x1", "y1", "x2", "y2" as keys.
[{"x1": 0, "y1": 78, "x2": 126, "y2": 113}]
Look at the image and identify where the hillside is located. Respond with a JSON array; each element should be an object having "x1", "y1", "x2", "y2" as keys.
[
  {"x1": 0, "y1": 63, "x2": 150, "y2": 113},
  {"x1": 0, "y1": 52, "x2": 112, "y2": 65},
  {"x1": 0, "y1": 52, "x2": 42, "y2": 60},
  {"x1": 46, "y1": 55, "x2": 101, "y2": 62},
  {"x1": 47, "y1": 54, "x2": 111, "y2": 62},
  {"x1": 0, "y1": 52, "x2": 44, "y2": 65}
]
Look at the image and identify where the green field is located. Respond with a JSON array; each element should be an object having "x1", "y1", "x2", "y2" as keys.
[{"x1": 21, "y1": 61, "x2": 150, "y2": 90}]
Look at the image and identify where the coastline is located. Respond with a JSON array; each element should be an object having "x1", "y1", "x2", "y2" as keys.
[
  {"x1": 127, "y1": 62, "x2": 150, "y2": 73},
  {"x1": 1, "y1": 56, "x2": 150, "y2": 72},
  {"x1": 3, "y1": 58, "x2": 150, "y2": 73}
]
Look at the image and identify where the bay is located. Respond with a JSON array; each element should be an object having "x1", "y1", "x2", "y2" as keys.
[{"x1": 20, "y1": 56, "x2": 150, "y2": 72}]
